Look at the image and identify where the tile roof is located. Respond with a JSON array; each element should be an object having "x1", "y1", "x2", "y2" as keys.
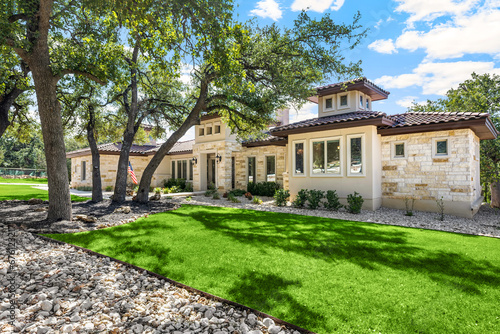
[
  {"x1": 384, "y1": 111, "x2": 490, "y2": 128},
  {"x1": 316, "y1": 77, "x2": 390, "y2": 96},
  {"x1": 270, "y1": 111, "x2": 388, "y2": 134},
  {"x1": 145, "y1": 140, "x2": 195, "y2": 154},
  {"x1": 241, "y1": 132, "x2": 287, "y2": 147}
]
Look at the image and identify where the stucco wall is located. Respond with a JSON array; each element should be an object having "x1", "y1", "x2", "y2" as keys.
[{"x1": 380, "y1": 129, "x2": 481, "y2": 217}]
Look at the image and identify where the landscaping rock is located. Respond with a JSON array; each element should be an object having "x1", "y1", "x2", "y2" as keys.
[
  {"x1": 149, "y1": 193, "x2": 161, "y2": 201},
  {"x1": 73, "y1": 214, "x2": 98, "y2": 223},
  {"x1": 113, "y1": 206, "x2": 131, "y2": 214}
]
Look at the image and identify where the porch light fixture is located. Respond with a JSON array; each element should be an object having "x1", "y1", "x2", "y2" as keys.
[
  {"x1": 216, "y1": 154, "x2": 222, "y2": 163},
  {"x1": 191, "y1": 157, "x2": 197, "y2": 165}
]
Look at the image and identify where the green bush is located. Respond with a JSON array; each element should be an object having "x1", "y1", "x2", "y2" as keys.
[
  {"x1": 164, "y1": 178, "x2": 186, "y2": 190},
  {"x1": 247, "y1": 182, "x2": 281, "y2": 197},
  {"x1": 227, "y1": 193, "x2": 241, "y2": 203},
  {"x1": 208, "y1": 182, "x2": 216, "y2": 190},
  {"x1": 229, "y1": 189, "x2": 246, "y2": 197},
  {"x1": 293, "y1": 189, "x2": 308, "y2": 208},
  {"x1": 212, "y1": 192, "x2": 220, "y2": 200},
  {"x1": 324, "y1": 190, "x2": 343, "y2": 211},
  {"x1": 204, "y1": 189, "x2": 217, "y2": 197},
  {"x1": 346, "y1": 192, "x2": 364, "y2": 214},
  {"x1": 307, "y1": 189, "x2": 324, "y2": 210},
  {"x1": 153, "y1": 187, "x2": 162, "y2": 194},
  {"x1": 252, "y1": 196, "x2": 263, "y2": 205},
  {"x1": 274, "y1": 189, "x2": 290, "y2": 207},
  {"x1": 76, "y1": 186, "x2": 92, "y2": 191},
  {"x1": 163, "y1": 187, "x2": 171, "y2": 194},
  {"x1": 184, "y1": 182, "x2": 193, "y2": 192},
  {"x1": 105, "y1": 186, "x2": 113, "y2": 192}
]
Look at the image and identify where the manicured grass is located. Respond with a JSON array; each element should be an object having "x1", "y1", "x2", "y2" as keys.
[
  {"x1": 0, "y1": 177, "x2": 48, "y2": 184},
  {"x1": 0, "y1": 184, "x2": 89, "y2": 202},
  {"x1": 45, "y1": 205, "x2": 500, "y2": 334}
]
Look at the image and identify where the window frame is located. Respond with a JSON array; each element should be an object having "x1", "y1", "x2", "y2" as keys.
[
  {"x1": 81, "y1": 161, "x2": 86, "y2": 181},
  {"x1": 292, "y1": 140, "x2": 306, "y2": 177},
  {"x1": 206, "y1": 123, "x2": 213, "y2": 136},
  {"x1": 347, "y1": 134, "x2": 366, "y2": 177},
  {"x1": 198, "y1": 126, "x2": 205, "y2": 137},
  {"x1": 359, "y1": 95, "x2": 364, "y2": 110},
  {"x1": 366, "y1": 97, "x2": 371, "y2": 110},
  {"x1": 265, "y1": 155, "x2": 277, "y2": 182},
  {"x1": 337, "y1": 92, "x2": 350, "y2": 109},
  {"x1": 391, "y1": 140, "x2": 407, "y2": 159},
  {"x1": 214, "y1": 121, "x2": 221, "y2": 134},
  {"x1": 323, "y1": 94, "x2": 335, "y2": 111},
  {"x1": 309, "y1": 136, "x2": 343, "y2": 177},
  {"x1": 247, "y1": 156, "x2": 257, "y2": 183},
  {"x1": 432, "y1": 137, "x2": 450, "y2": 157},
  {"x1": 171, "y1": 159, "x2": 190, "y2": 180}
]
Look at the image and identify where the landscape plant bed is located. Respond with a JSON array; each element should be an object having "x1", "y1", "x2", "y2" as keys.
[
  {"x1": 45, "y1": 205, "x2": 500, "y2": 334},
  {"x1": 0, "y1": 184, "x2": 88, "y2": 202}
]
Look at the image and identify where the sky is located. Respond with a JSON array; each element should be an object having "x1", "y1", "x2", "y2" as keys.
[{"x1": 184, "y1": 0, "x2": 500, "y2": 140}]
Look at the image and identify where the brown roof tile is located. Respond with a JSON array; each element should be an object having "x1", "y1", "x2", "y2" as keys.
[{"x1": 384, "y1": 111, "x2": 490, "y2": 128}]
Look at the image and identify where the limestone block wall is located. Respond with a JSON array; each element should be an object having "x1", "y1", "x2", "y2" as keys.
[
  {"x1": 381, "y1": 129, "x2": 480, "y2": 217},
  {"x1": 233, "y1": 145, "x2": 287, "y2": 191}
]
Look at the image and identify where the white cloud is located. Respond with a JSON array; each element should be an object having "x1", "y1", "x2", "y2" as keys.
[
  {"x1": 289, "y1": 102, "x2": 318, "y2": 123},
  {"x1": 368, "y1": 39, "x2": 398, "y2": 54},
  {"x1": 375, "y1": 61, "x2": 500, "y2": 95},
  {"x1": 291, "y1": 0, "x2": 345, "y2": 13},
  {"x1": 250, "y1": 0, "x2": 283, "y2": 21},
  {"x1": 394, "y1": 6, "x2": 500, "y2": 59},
  {"x1": 395, "y1": 0, "x2": 480, "y2": 26},
  {"x1": 396, "y1": 96, "x2": 425, "y2": 108}
]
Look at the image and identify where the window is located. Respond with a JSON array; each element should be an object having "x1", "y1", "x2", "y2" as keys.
[
  {"x1": 248, "y1": 157, "x2": 256, "y2": 183},
  {"x1": 325, "y1": 97, "x2": 333, "y2": 110},
  {"x1": 266, "y1": 156, "x2": 276, "y2": 182},
  {"x1": 182, "y1": 160, "x2": 187, "y2": 179},
  {"x1": 347, "y1": 135, "x2": 364, "y2": 176},
  {"x1": 199, "y1": 127, "x2": 204, "y2": 136},
  {"x1": 311, "y1": 138, "x2": 341, "y2": 176},
  {"x1": 359, "y1": 95, "x2": 363, "y2": 108},
  {"x1": 189, "y1": 160, "x2": 193, "y2": 181},
  {"x1": 171, "y1": 161, "x2": 175, "y2": 178},
  {"x1": 177, "y1": 160, "x2": 182, "y2": 178},
  {"x1": 366, "y1": 98, "x2": 370, "y2": 110},
  {"x1": 207, "y1": 126, "x2": 213, "y2": 135},
  {"x1": 392, "y1": 141, "x2": 406, "y2": 158},
  {"x1": 436, "y1": 140, "x2": 448, "y2": 155},
  {"x1": 339, "y1": 94, "x2": 348, "y2": 107},
  {"x1": 214, "y1": 124, "x2": 221, "y2": 134},
  {"x1": 294, "y1": 141, "x2": 305, "y2": 176},
  {"x1": 82, "y1": 161, "x2": 86, "y2": 181}
]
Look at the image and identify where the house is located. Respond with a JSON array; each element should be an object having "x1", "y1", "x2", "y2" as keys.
[{"x1": 67, "y1": 78, "x2": 498, "y2": 218}]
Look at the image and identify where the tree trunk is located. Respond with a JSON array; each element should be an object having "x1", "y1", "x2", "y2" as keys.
[
  {"x1": 490, "y1": 182, "x2": 500, "y2": 208},
  {"x1": 30, "y1": 66, "x2": 72, "y2": 221},
  {"x1": 0, "y1": 88, "x2": 25, "y2": 138},
  {"x1": 87, "y1": 107, "x2": 103, "y2": 202},
  {"x1": 112, "y1": 131, "x2": 136, "y2": 203}
]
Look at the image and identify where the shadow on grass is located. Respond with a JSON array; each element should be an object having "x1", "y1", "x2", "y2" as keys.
[{"x1": 172, "y1": 205, "x2": 500, "y2": 295}]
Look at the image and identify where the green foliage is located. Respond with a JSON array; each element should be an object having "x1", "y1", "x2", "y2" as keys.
[
  {"x1": 247, "y1": 182, "x2": 281, "y2": 197},
  {"x1": 76, "y1": 186, "x2": 92, "y2": 191},
  {"x1": 293, "y1": 189, "x2": 308, "y2": 208},
  {"x1": 212, "y1": 192, "x2": 220, "y2": 200},
  {"x1": 105, "y1": 186, "x2": 113, "y2": 192},
  {"x1": 324, "y1": 190, "x2": 343, "y2": 211},
  {"x1": 227, "y1": 193, "x2": 240, "y2": 203},
  {"x1": 185, "y1": 196, "x2": 192, "y2": 201},
  {"x1": 164, "y1": 178, "x2": 186, "y2": 190},
  {"x1": 252, "y1": 196, "x2": 263, "y2": 205},
  {"x1": 205, "y1": 189, "x2": 217, "y2": 197},
  {"x1": 184, "y1": 182, "x2": 193, "y2": 192},
  {"x1": 229, "y1": 189, "x2": 246, "y2": 197},
  {"x1": 0, "y1": 184, "x2": 87, "y2": 202},
  {"x1": 0, "y1": 130, "x2": 46, "y2": 169},
  {"x1": 273, "y1": 189, "x2": 290, "y2": 207},
  {"x1": 207, "y1": 182, "x2": 216, "y2": 190},
  {"x1": 346, "y1": 192, "x2": 364, "y2": 214},
  {"x1": 306, "y1": 190, "x2": 324, "y2": 210},
  {"x1": 153, "y1": 187, "x2": 161, "y2": 194}
]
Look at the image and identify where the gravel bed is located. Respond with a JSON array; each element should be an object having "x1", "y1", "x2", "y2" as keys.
[
  {"x1": 0, "y1": 224, "x2": 307, "y2": 334},
  {"x1": 170, "y1": 195, "x2": 500, "y2": 238}
]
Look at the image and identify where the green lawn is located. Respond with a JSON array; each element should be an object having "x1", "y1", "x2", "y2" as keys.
[
  {"x1": 0, "y1": 184, "x2": 89, "y2": 201},
  {"x1": 0, "y1": 177, "x2": 48, "y2": 184},
  {"x1": 45, "y1": 205, "x2": 500, "y2": 334}
]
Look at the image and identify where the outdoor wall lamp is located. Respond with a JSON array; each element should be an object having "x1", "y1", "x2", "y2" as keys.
[
  {"x1": 191, "y1": 157, "x2": 197, "y2": 165},
  {"x1": 216, "y1": 154, "x2": 222, "y2": 163}
]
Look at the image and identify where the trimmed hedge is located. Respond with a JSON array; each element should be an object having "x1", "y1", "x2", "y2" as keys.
[{"x1": 247, "y1": 182, "x2": 281, "y2": 197}]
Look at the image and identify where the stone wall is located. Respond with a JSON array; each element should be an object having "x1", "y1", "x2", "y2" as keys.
[{"x1": 380, "y1": 129, "x2": 480, "y2": 216}]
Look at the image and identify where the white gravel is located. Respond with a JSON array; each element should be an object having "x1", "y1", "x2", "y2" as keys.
[
  {"x1": 170, "y1": 195, "x2": 500, "y2": 238},
  {"x1": 0, "y1": 223, "x2": 306, "y2": 334}
]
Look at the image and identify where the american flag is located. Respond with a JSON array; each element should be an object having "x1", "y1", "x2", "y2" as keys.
[{"x1": 128, "y1": 161, "x2": 138, "y2": 184}]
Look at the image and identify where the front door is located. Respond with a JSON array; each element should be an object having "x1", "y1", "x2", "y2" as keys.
[{"x1": 207, "y1": 157, "x2": 216, "y2": 188}]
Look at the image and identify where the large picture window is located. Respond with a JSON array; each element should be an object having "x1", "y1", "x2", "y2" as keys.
[
  {"x1": 172, "y1": 159, "x2": 190, "y2": 179},
  {"x1": 293, "y1": 141, "x2": 305, "y2": 176},
  {"x1": 347, "y1": 134, "x2": 364, "y2": 176},
  {"x1": 248, "y1": 157, "x2": 256, "y2": 183},
  {"x1": 311, "y1": 137, "x2": 341, "y2": 176},
  {"x1": 266, "y1": 156, "x2": 276, "y2": 182}
]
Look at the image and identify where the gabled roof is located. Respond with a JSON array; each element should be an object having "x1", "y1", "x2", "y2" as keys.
[{"x1": 66, "y1": 140, "x2": 195, "y2": 158}]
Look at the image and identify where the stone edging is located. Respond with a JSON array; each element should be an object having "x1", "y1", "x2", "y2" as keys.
[{"x1": 33, "y1": 233, "x2": 316, "y2": 334}]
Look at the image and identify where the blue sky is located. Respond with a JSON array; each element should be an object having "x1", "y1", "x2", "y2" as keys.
[{"x1": 178, "y1": 0, "x2": 500, "y2": 140}]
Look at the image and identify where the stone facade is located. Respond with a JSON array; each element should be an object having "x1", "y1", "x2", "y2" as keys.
[{"x1": 381, "y1": 129, "x2": 481, "y2": 217}]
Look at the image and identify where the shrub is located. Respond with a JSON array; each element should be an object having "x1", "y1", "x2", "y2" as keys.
[
  {"x1": 212, "y1": 192, "x2": 220, "y2": 200},
  {"x1": 76, "y1": 186, "x2": 92, "y2": 191},
  {"x1": 307, "y1": 189, "x2": 324, "y2": 210},
  {"x1": 252, "y1": 196, "x2": 263, "y2": 205},
  {"x1": 208, "y1": 182, "x2": 216, "y2": 190},
  {"x1": 133, "y1": 186, "x2": 139, "y2": 193},
  {"x1": 244, "y1": 192, "x2": 253, "y2": 200},
  {"x1": 404, "y1": 196, "x2": 416, "y2": 216},
  {"x1": 346, "y1": 192, "x2": 364, "y2": 214},
  {"x1": 185, "y1": 196, "x2": 192, "y2": 201},
  {"x1": 163, "y1": 187, "x2": 171, "y2": 194},
  {"x1": 292, "y1": 189, "x2": 308, "y2": 208},
  {"x1": 170, "y1": 185, "x2": 181, "y2": 193},
  {"x1": 436, "y1": 196, "x2": 445, "y2": 221},
  {"x1": 184, "y1": 182, "x2": 193, "y2": 192},
  {"x1": 204, "y1": 189, "x2": 217, "y2": 197},
  {"x1": 105, "y1": 186, "x2": 113, "y2": 192},
  {"x1": 229, "y1": 189, "x2": 246, "y2": 197},
  {"x1": 153, "y1": 187, "x2": 161, "y2": 194},
  {"x1": 324, "y1": 190, "x2": 343, "y2": 211},
  {"x1": 164, "y1": 178, "x2": 186, "y2": 190},
  {"x1": 274, "y1": 189, "x2": 290, "y2": 207},
  {"x1": 227, "y1": 193, "x2": 241, "y2": 203},
  {"x1": 149, "y1": 186, "x2": 155, "y2": 192},
  {"x1": 247, "y1": 182, "x2": 281, "y2": 197}
]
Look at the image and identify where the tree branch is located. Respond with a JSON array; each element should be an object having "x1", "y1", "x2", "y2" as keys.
[{"x1": 55, "y1": 69, "x2": 106, "y2": 85}]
